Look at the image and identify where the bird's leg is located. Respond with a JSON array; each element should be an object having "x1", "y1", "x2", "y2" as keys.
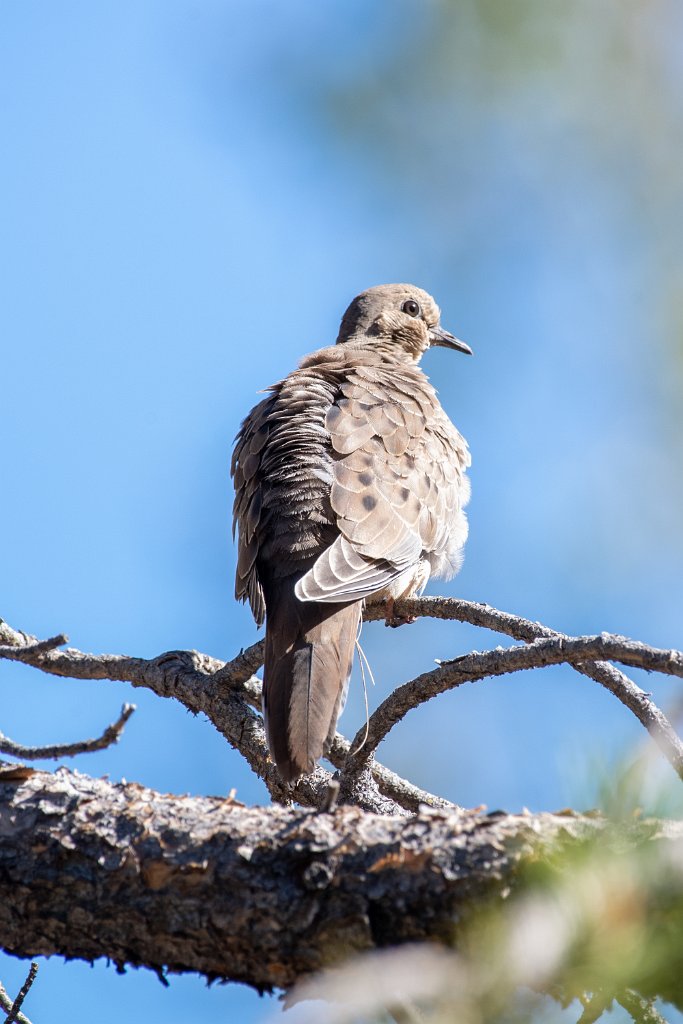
[{"x1": 384, "y1": 597, "x2": 418, "y2": 628}]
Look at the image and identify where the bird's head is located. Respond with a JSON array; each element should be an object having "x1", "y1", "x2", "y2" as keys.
[{"x1": 336, "y1": 283, "x2": 472, "y2": 363}]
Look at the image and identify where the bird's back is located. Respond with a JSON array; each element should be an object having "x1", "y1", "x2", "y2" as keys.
[
  {"x1": 231, "y1": 284, "x2": 471, "y2": 781},
  {"x1": 233, "y1": 343, "x2": 469, "y2": 617}
]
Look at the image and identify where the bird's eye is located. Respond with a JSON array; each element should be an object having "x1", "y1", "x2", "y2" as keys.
[{"x1": 401, "y1": 299, "x2": 421, "y2": 318}]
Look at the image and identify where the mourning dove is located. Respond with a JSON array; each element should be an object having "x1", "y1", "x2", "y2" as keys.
[{"x1": 231, "y1": 284, "x2": 471, "y2": 782}]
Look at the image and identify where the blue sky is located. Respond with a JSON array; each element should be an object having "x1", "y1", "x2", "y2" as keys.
[{"x1": 2, "y1": 2, "x2": 683, "y2": 1021}]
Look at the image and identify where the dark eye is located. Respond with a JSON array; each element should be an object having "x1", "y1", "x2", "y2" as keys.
[{"x1": 401, "y1": 299, "x2": 421, "y2": 318}]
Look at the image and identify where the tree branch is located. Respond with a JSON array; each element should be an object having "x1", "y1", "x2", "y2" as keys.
[
  {"x1": 0, "y1": 621, "x2": 434, "y2": 817},
  {"x1": 340, "y1": 632, "x2": 683, "y2": 788},
  {"x1": 617, "y1": 991, "x2": 668, "y2": 1024},
  {"x1": 0, "y1": 635, "x2": 68, "y2": 660},
  {"x1": 235, "y1": 662, "x2": 455, "y2": 812},
  {"x1": 3, "y1": 601, "x2": 683, "y2": 811},
  {"x1": 0, "y1": 704, "x2": 135, "y2": 761},
  {"x1": 0, "y1": 763, "x2": 677, "y2": 990},
  {"x1": 0, "y1": 979, "x2": 32, "y2": 1024},
  {"x1": 3, "y1": 963, "x2": 37, "y2": 1024},
  {"x1": 3, "y1": 606, "x2": 683, "y2": 999},
  {"x1": 352, "y1": 599, "x2": 683, "y2": 787}
]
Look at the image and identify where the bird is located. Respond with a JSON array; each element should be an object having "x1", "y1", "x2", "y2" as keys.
[{"x1": 231, "y1": 284, "x2": 471, "y2": 782}]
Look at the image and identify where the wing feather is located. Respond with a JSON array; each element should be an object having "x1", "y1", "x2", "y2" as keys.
[{"x1": 296, "y1": 364, "x2": 469, "y2": 603}]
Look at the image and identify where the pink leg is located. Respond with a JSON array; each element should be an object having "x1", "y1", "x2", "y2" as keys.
[{"x1": 384, "y1": 596, "x2": 417, "y2": 629}]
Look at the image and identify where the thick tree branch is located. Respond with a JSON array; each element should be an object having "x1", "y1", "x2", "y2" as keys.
[
  {"x1": 2, "y1": 606, "x2": 683, "y2": 998},
  {"x1": 0, "y1": 764, "x2": 678, "y2": 990}
]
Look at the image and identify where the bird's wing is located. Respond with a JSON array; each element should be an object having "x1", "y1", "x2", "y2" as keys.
[
  {"x1": 231, "y1": 393, "x2": 275, "y2": 625},
  {"x1": 296, "y1": 365, "x2": 470, "y2": 603}
]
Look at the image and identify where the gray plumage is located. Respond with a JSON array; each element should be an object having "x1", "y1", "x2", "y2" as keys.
[{"x1": 231, "y1": 284, "x2": 471, "y2": 782}]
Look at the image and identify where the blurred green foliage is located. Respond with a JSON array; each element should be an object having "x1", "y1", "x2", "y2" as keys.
[
  {"x1": 285, "y1": 764, "x2": 683, "y2": 1023},
  {"x1": 315, "y1": 0, "x2": 683, "y2": 394}
]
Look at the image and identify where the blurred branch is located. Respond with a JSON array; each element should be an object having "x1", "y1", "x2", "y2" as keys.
[
  {"x1": 0, "y1": 762, "x2": 678, "y2": 990},
  {"x1": 0, "y1": 704, "x2": 135, "y2": 761},
  {"x1": 577, "y1": 993, "x2": 611, "y2": 1024},
  {"x1": 617, "y1": 991, "x2": 668, "y2": 1024}
]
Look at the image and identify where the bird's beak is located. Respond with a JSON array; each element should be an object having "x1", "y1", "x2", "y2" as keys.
[{"x1": 429, "y1": 325, "x2": 473, "y2": 355}]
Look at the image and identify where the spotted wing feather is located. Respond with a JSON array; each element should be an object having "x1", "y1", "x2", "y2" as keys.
[{"x1": 295, "y1": 364, "x2": 470, "y2": 603}]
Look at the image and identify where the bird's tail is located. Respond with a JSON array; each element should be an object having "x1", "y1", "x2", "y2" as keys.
[{"x1": 262, "y1": 581, "x2": 361, "y2": 782}]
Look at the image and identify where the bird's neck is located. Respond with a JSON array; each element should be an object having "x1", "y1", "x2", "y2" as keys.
[{"x1": 343, "y1": 334, "x2": 424, "y2": 366}]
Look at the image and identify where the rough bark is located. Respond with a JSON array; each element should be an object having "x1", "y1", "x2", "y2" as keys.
[{"x1": 1, "y1": 763, "x2": 663, "y2": 991}]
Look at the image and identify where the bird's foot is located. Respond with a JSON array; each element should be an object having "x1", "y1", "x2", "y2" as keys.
[{"x1": 384, "y1": 597, "x2": 417, "y2": 628}]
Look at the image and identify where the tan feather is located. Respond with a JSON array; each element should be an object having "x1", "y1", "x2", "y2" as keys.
[
  {"x1": 231, "y1": 283, "x2": 471, "y2": 779},
  {"x1": 263, "y1": 580, "x2": 360, "y2": 781}
]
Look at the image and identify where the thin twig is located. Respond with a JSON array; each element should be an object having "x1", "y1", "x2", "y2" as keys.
[
  {"x1": 0, "y1": 704, "x2": 136, "y2": 760},
  {"x1": 0, "y1": 982, "x2": 31, "y2": 1024},
  {"x1": 320, "y1": 779, "x2": 340, "y2": 813},
  {"x1": 212, "y1": 640, "x2": 265, "y2": 687},
  {"x1": 3, "y1": 962, "x2": 37, "y2": 1024},
  {"x1": 328, "y1": 733, "x2": 456, "y2": 811}
]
